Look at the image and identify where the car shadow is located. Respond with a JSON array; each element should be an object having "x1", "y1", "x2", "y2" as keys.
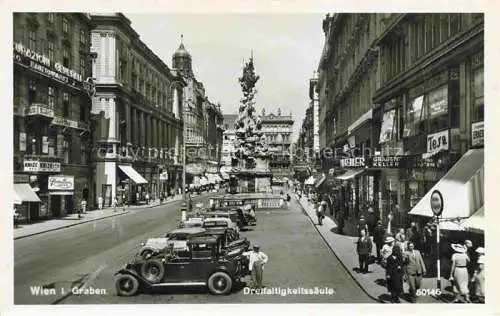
[
  {"x1": 145, "y1": 280, "x2": 249, "y2": 296},
  {"x1": 374, "y1": 278, "x2": 387, "y2": 287},
  {"x1": 240, "y1": 228, "x2": 254, "y2": 232}
]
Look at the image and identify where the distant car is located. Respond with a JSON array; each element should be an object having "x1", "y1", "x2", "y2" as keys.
[
  {"x1": 115, "y1": 234, "x2": 250, "y2": 296},
  {"x1": 202, "y1": 217, "x2": 239, "y2": 233},
  {"x1": 138, "y1": 227, "x2": 207, "y2": 258},
  {"x1": 203, "y1": 210, "x2": 244, "y2": 227},
  {"x1": 178, "y1": 215, "x2": 205, "y2": 228}
]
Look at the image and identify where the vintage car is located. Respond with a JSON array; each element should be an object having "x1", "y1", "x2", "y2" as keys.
[
  {"x1": 115, "y1": 235, "x2": 250, "y2": 296},
  {"x1": 138, "y1": 227, "x2": 207, "y2": 258},
  {"x1": 202, "y1": 217, "x2": 240, "y2": 233},
  {"x1": 203, "y1": 210, "x2": 244, "y2": 227},
  {"x1": 178, "y1": 214, "x2": 205, "y2": 228}
]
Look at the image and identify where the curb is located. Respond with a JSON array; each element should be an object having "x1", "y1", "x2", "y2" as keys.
[
  {"x1": 296, "y1": 197, "x2": 384, "y2": 303},
  {"x1": 13, "y1": 198, "x2": 183, "y2": 240}
]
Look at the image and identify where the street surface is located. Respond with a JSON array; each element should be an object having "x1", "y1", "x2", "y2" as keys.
[{"x1": 14, "y1": 195, "x2": 373, "y2": 304}]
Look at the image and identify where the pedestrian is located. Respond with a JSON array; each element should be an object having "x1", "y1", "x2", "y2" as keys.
[
  {"x1": 449, "y1": 243, "x2": 471, "y2": 303},
  {"x1": 98, "y1": 195, "x2": 103, "y2": 210},
  {"x1": 13, "y1": 206, "x2": 19, "y2": 228},
  {"x1": 112, "y1": 197, "x2": 118, "y2": 212},
  {"x1": 243, "y1": 245, "x2": 268, "y2": 289},
  {"x1": 317, "y1": 201, "x2": 326, "y2": 225},
  {"x1": 381, "y1": 236, "x2": 395, "y2": 268},
  {"x1": 395, "y1": 232, "x2": 408, "y2": 253},
  {"x1": 404, "y1": 241, "x2": 427, "y2": 303},
  {"x1": 386, "y1": 244, "x2": 405, "y2": 303},
  {"x1": 471, "y1": 255, "x2": 485, "y2": 303},
  {"x1": 188, "y1": 194, "x2": 193, "y2": 212},
  {"x1": 356, "y1": 228, "x2": 372, "y2": 274},
  {"x1": 406, "y1": 222, "x2": 421, "y2": 250},
  {"x1": 357, "y1": 215, "x2": 368, "y2": 237},
  {"x1": 366, "y1": 202, "x2": 376, "y2": 234},
  {"x1": 373, "y1": 220, "x2": 386, "y2": 262},
  {"x1": 145, "y1": 192, "x2": 150, "y2": 205},
  {"x1": 395, "y1": 228, "x2": 405, "y2": 242}
]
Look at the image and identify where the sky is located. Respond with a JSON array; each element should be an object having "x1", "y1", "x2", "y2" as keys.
[{"x1": 125, "y1": 14, "x2": 325, "y2": 141}]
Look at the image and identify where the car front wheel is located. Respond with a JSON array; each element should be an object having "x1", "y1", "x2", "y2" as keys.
[
  {"x1": 140, "y1": 259, "x2": 165, "y2": 284},
  {"x1": 207, "y1": 271, "x2": 233, "y2": 295},
  {"x1": 115, "y1": 274, "x2": 139, "y2": 296}
]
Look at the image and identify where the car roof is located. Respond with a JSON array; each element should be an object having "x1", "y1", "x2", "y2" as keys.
[
  {"x1": 168, "y1": 227, "x2": 206, "y2": 234},
  {"x1": 203, "y1": 217, "x2": 231, "y2": 223}
]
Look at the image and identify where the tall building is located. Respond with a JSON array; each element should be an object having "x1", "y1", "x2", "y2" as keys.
[
  {"x1": 310, "y1": 71, "x2": 320, "y2": 155},
  {"x1": 90, "y1": 13, "x2": 185, "y2": 207},
  {"x1": 317, "y1": 13, "x2": 484, "y2": 231},
  {"x1": 172, "y1": 38, "x2": 224, "y2": 187},
  {"x1": 261, "y1": 109, "x2": 294, "y2": 179},
  {"x1": 13, "y1": 13, "x2": 95, "y2": 220},
  {"x1": 221, "y1": 114, "x2": 238, "y2": 173}
]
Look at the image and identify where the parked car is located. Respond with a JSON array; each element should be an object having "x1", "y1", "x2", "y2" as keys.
[
  {"x1": 138, "y1": 227, "x2": 206, "y2": 258},
  {"x1": 202, "y1": 217, "x2": 239, "y2": 233},
  {"x1": 115, "y1": 235, "x2": 250, "y2": 296},
  {"x1": 203, "y1": 210, "x2": 244, "y2": 227}
]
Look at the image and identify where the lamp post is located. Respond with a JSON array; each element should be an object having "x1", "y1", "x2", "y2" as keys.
[{"x1": 430, "y1": 189, "x2": 444, "y2": 291}]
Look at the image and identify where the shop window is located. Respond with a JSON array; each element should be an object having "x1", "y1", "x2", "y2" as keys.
[
  {"x1": 28, "y1": 79, "x2": 37, "y2": 105},
  {"x1": 404, "y1": 95, "x2": 424, "y2": 137},
  {"x1": 404, "y1": 85, "x2": 448, "y2": 137},
  {"x1": 62, "y1": 92, "x2": 70, "y2": 117},
  {"x1": 472, "y1": 67, "x2": 484, "y2": 123},
  {"x1": 48, "y1": 86, "x2": 55, "y2": 109}
]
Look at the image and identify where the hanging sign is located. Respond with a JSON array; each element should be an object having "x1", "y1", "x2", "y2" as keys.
[
  {"x1": 23, "y1": 160, "x2": 61, "y2": 172},
  {"x1": 471, "y1": 121, "x2": 484, "y2": 147},
  {"x1": 426, "y1": 130, "x2": 449, "y2": 157},
  {"x1": 48, "y1": 175, "x2": 74, "y2": 190}
]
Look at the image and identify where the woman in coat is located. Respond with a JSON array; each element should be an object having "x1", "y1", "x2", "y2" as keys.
[{"x1": 385, "y1": 244, "x2": 405, "y2": 303}]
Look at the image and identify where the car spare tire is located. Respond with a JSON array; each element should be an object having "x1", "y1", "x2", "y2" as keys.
[
  {"x1": 140, "y1": 259, "x2": 165, "y2": 284},
  {"x1": 207, "y1": 271, "x2": 233, "y2": 295},
  {"x1": 115, "y1": 274, "x2": 139, "y2": 296}
]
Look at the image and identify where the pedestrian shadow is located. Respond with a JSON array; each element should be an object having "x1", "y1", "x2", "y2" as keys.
[
  {"x1": 378, "y1": 293, "x2": 393, "y2": 303},
  {"x1": 374, "y1": 278, "x2": 387, "y2": 287}
]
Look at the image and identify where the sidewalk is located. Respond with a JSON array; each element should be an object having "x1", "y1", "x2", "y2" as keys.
[
  {"x1": 13, "y1": 195, "x2": 184, "y2": 240},
  {"x1": 297, "y1": 196, "x2": 454, "y2": 304}
]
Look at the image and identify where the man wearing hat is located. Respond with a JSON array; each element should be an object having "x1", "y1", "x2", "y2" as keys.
[
  {"x1": 243, "y1": 245, "x2": 269, "y2": 289},
  {"x1": 317, "y1": 201, "x2": 326, "y2": 225},
  {"x1": 381, "y1": 236, "x2": 395, "y2": 267},
  {"x1": 404, "y1": 241, "x2": 427, "y2": 303},
  {"x1": 372, "y1": 220, "x2": 386, "y2": 262}
]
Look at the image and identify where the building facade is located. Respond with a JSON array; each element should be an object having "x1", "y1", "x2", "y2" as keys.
[
  {"x1": 317, "y1": 13, "x2": 484, "y2": 233},
  {"x1": 261, "y1": 109, "x2": 294, "y2": 179},
  {"x1": 90, "y1": 13, "x2": 185, "y2": 207},
  {"x1": 172, "y1": 39, "x2": 224, "y2": 187},
  {"x1": 13, "y1": 13, "x2": 95, "y2": 220},
  {"x1": 220, "y1": 114, "x2": 238, "y2": 176}
]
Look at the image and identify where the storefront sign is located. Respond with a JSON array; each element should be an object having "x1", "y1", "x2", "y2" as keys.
[
  {"x1": 159, "y1": 172, "x2": 169, "y2": 181},
  {"x1": 430, "y1": 190, "x2": 444, "y2": 217},
  {"x1": 48, "y1": 175, "x2": 74, "y2": 190},
  {"x1": 340, "y1": 157, "x2": 365, "y2": 168},
  {"x1": 23, "y1": 160, "x2": 61, "y2": 172},
  {"x1": 471, "y1": 121, "x2": 484, "y2": 147},
  {"x1": 52, "y1": 116, "x2": 79, "y2": 129},
  {"x1": 19, "y1": 132, "x2": 26, "y2": 152},
  {"x1": 371, "y1": 156, "x2": 402, "y2": 168},
  {"x1": 26, "y1": 104, "x2": 55, "y2": 118},
  {"x1": 427, "y1": 130, "x2": 449, "y2": 156}
]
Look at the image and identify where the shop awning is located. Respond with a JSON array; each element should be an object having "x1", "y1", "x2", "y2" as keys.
[
  {"x1": 118, "y1": 165, "x2": 148, "y2": 184},
  {"x1": 315, "y1": 174, "x2": 326, "y2": 188},
  {"x1": 304, "y1": 176, "x2": 315, "y2": 185},
  {"x1": 348, "y1": 109, "x2": 373, "y2": 135},
  {"x1": 49, "y1": 191, "x2": 74, "y2": 195},
  {"x1": 408, "y1": 149, "x2": 484, "y2": 219},
  {"x1": 14, "y1": 184, "x2": 41, "y2": 203},
  {"x1": 335, "y1": 169, "x2": 365, "y2": 180}
]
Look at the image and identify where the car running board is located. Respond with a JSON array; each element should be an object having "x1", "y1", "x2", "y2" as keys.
[{"x1": 152, "y1": 282, "x2": 207, "y2": 287}]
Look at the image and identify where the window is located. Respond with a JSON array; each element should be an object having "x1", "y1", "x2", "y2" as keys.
[
  {"x1": 472, "y1": 67, "x2": 484, "y2": 123},
  {"x1": 404, "y1": 95, "x2": 425, "y2": 137},
  {"x1": 81, "y1": 143, "x2": 87, "y2": 164},
  {"x1": 131, "y1": 73, "x2": 137, "y2": 90},
  {"x1": 80, "y1": 29, "x2": 86, "y2": 44},
  {"x1": 62, "y1": 92, "x2": 70, "y2": 117},
  {"x1": 29, "y1": 29, "x2": 36, "y2": 51},
  {"x1": 80, "y1": 57, "x2": 86, "y2": 77},
  {"x1": 28, "y1": 79, "x2": 37, "y2": 104},
  {"x1": 63, "y1": 46, "x2": 70, "y2": 68},
  {"x1": 48, "y1": 13, "x2": 55, "y2": 23},
  {"x1": 48, "y1": 86, "x2": 55, "y2": 109},
  {"x1": 79, "y1": 103, "x2": 86, "y2": 122},
  {"x1": 63, "y1": 138, "x2": 70, "y2": 164},
  {"x1": 119, "y1": 59, "x2": 127, "y2": 82},
  {"x1": 47, "y1": 39, "x2": 54, "y2": 61},
  {"x1": 62, "y1": 17, "x2": 70, "y2": 33}
]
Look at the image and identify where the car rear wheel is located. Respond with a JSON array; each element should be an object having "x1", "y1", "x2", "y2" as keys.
[
  {"x1": 207, "y1": 271, "x2": 232, "y2": 295},
  {"x1": 140, "y1": 248, "x2": 155, "y2": 259},
  {"x1": 140, "y1": 259, "x2": 165, "y2": 284},
  {"x1": 115, "y1": 274, "x2": 139, "y2": 296}
]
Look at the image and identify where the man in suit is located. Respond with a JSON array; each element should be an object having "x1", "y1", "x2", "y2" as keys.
[
  {"x1": 404, "y1": 241, "x2": 427, "y2": 303},
  {"x1": 356, "y1": 228, "x2": 372, "y2": 273}
]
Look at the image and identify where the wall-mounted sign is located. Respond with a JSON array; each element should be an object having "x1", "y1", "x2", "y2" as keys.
[
  {"x1": 426, "y1": 129, "x2": 449, "y2": 157},
  {"x1": 48, "y1": 175, "x2": 74, "y2": 190},
  {"x1": 23, "y1": 160, "x2": 61, "y2": 172},
  {"x1": 25, "y1": 104, "x2": 54, "y2": 118},
  {"x1": 159, "y1": 172, "x2": 169, "y2": 181},
  {"x1": 430, "y1": 190, "x2": 444, "y2": 217},
  {"x1": 52, "y1": 116, "x2": 79, "y2": 129},
  {"x1": 471, "y1": 121, "x2": 484, "y2": 147},
  {"x1": 340, "y1": 157, "x2": 365, "y2": 168},
  {"x1": 372, "y1": 156, "x2": 402, "y2": 168}
]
